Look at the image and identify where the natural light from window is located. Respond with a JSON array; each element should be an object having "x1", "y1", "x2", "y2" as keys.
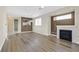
[
  {"x1": 35, "y1": 18, "x2": 42, "y2": 26},
  {"x1": 54, "y1": 14, "x2": 72, "y2": 21}
]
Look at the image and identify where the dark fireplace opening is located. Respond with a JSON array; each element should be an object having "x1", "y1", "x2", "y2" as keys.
[{"x1": 60, "y1": 30, "x2": 72, "y2": 42}]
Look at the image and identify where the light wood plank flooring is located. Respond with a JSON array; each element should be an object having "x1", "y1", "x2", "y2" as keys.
[{"x1": 1, "y1": 32, "x2": 79, "y2": 52}]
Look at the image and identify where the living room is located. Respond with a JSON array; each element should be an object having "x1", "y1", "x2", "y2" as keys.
[{"x1": 0, "y1": 6, "x2": 79, "y2": 52}]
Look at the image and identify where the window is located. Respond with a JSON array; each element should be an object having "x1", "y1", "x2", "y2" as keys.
[
  {"x1": 35, "y1": 18, "x2": 42, "y2": 26},
  {"x1": 52, "y1": 12, "x2": 75, "y2": 25},
  {"x1": 54, "y1": 14, "x2": 72, "y2": 21},
  {"x1": 14, "y1": 19, "x2": 18, "y2": 32}
]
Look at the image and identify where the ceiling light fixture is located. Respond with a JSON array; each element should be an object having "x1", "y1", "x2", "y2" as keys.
[
  {"x1": 39, "y1": 6, "x2": 45, "y2": 10},
  {"x1": 41, "y1": 6, "x2": 45, "y2": 8}
]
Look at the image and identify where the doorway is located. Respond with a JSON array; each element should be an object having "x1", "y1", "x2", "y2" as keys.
[{"x1": 21, "y1": 17, "x2": 32, "y2": 32}]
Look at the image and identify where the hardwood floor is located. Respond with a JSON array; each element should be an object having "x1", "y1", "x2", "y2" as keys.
[{"x1": 1, "y1": 32, "x2": 79, "y2": 52}]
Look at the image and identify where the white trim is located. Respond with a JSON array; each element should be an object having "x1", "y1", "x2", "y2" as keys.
[
  {"x1": 0, "y1": 37, "x2": 7, "y2": 51},
  {"x1": 50, "y1": 34, "x2": 57, "y2": 36},
  {"x1": 8, "y1": 31, "x2": 32, "y2": 35}
]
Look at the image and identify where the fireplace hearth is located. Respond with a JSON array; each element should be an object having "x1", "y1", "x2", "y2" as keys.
[{"x1": 60, "y1": 30, "x2": 72, "y2": 42}]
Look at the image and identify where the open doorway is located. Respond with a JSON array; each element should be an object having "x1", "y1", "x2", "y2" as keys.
[{"x1": 21, "y1": 17, "x2": 33, "y2": 32}]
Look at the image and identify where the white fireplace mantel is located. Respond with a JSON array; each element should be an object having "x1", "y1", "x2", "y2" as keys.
[{"x1": 57, "y1": 26, "x2": 75, "y2": 43}]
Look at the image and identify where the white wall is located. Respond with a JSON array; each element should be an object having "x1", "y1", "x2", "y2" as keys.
[
  {"x1": 33, "y1": 15, "x2": 51, "y2": 35},
  {"x1": 33, "y1": 6, "x2": 79, "y2": 44},
  {"x1": 0, "y1": 7, "x2": 7, "y2": 51}
]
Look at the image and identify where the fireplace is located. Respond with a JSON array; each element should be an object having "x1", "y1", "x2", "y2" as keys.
[{"x1": 60, "y1": 30, "x2": 72, "y2": 42}]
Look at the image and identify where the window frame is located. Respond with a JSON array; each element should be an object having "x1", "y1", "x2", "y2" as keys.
[
  {"x1": 54, "y1": 14, "x2": 72, "y2": 21},
  {"x1": 35, "y1": 18, "x2": 42, "y2": 26},
  {"x1": 51, "y1": 11, "x2": 75, "y2": 25}
]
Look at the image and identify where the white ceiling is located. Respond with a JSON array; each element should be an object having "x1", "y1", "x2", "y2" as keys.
[{"x1": 7, "y1": 6, "x2": 65, "y2": 18}]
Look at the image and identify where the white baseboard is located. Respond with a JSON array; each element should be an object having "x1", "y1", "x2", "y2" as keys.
[
  {"x1": 0, "y1": 37, "x2": 7, "y2": 51},
  {"x1": 72, "y1": 41, "x2": 79, "y2": 45},
  {"x1": 33, "y1": 32, "x2": 50, "y2": 36},
  {"x1": 8, "y1": 31, "x2": 32, "y2": 35}
]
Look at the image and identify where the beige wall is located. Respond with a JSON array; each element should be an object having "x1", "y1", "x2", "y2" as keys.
[
  {"x1": 0, "y1": 7, "x2": 7, "y2": 50},
  {"x1": 33, "y1": 6, "x2": 79, "y2": 44},
  {"x1": 8, "y1": 16, "x2": 14, "y2": 34}
]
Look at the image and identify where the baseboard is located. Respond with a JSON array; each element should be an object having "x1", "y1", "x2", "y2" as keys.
[
  {"x1": 33, "y1": 32, "x2": 50, "y2": 36},
  {"x1": 0, "y1": 37, "x2": 7, "y2": 51},
  {"x1": 72, "y1": 41, "x2": 79, "y2": 45},
  {"x1": 18, "y1": 31, "x2": 32, "y2": 33},
  {"x1": 8, "y1": 33, "x2": 16, "y2": 35},
  {"x1": 8, "y1": 31, "x2": 32, "y2": 36}
]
